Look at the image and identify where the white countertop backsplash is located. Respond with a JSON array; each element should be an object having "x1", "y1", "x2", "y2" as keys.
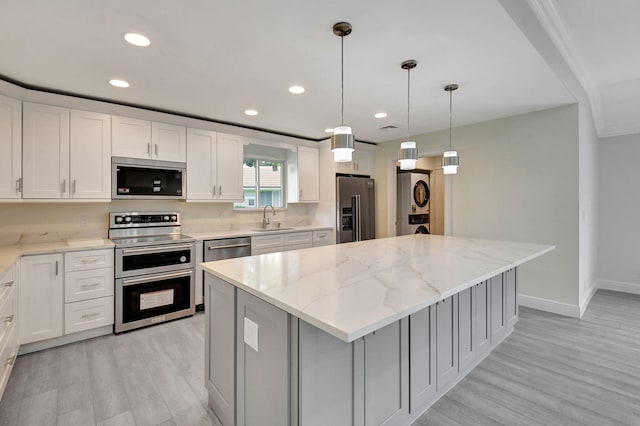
[{"x1": 202, "y1": 234, "x2": 554, "y2": 343}]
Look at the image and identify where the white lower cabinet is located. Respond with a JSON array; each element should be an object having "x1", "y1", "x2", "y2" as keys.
[
  {"x1": 312, "y1": 229, "x2": 333, "y2": 247},
  {"x1": 0, "y1": 263, "x2": 18, "y2": 400},
  {"x1": 251, "y1": 231, "x2": 314, "y2": 255},
  {"x1": 64, "y1": 249, "x2": 114, "y2": 334},
  {"x1": 64, "y1": 296, "x2": 114, "y2": 334},
  {"x1": 18, "y1": 249, "x2": 114, "y2": 348},
  {"x1": 251, "y1": 234, "x2": 285, "y2": 255},
  {"x1": 19, "y1": 254, "x2": 64, "y2": 345}
]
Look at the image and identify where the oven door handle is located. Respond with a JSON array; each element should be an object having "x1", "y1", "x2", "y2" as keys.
[
  {"x1": 121, "y1": 244, "x2": 194, "y2": 255},
  {"x1": 207, "y1": 243, "x2": 251, "y2": 250},
  {"x1": 122, "y1": 270, "x2": 193, "y2": 286}
]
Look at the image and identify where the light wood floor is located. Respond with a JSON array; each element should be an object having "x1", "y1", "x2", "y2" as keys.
[{"x1": 1, "y1": 290, "x2": 639, "y2": 425}]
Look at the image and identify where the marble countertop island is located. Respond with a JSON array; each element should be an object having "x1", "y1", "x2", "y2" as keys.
[{"x1": 202, "y1": 234, "x2": 554, "y2": 342}]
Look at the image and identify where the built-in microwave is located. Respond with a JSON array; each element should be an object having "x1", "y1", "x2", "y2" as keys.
[{"x1": 112, "y1": 156, "x2": 186, "y2": 199}]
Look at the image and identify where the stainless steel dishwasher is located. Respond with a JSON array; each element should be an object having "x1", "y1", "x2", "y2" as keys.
[{"x1": 199, "y1": 236, "x2": 252, "y2": 309}]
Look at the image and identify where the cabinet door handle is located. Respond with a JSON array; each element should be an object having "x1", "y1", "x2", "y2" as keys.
[
  {"x1": 5, "y1": 357, "x2": 15, "y2": 367},
  {"x1": 212, "y1": 185, "x2": 217, "y2": 196},
  {"x1": 81, "y1": 313, "x2": 100, "y2": 319},
  {"x1": 299, "y1": 189, "x2": 302, "y2": 198},
  {"x1": 61, "y1": 179, "x2": 66, "y2": 194},
  {"x1": 154, "y1": 144, "x2": 159, "y2": 156},
  {"x1": 219, "y1": 185, "x2": 222, "y2": 195},
  {"x1": 72, "y1": 179, "x2": 77, "y2": 194},
  {"x1": 55, "y1": 261, "x2": 59, "y2": 276},
  {"x1": 147, "y1": 142, "x2": 152, "y2": 156},
  {"x1": 15, "y1": 178, "x2": 22, "y2": 193},
  {"x1": 4, "y1": 315, "x2": 14, "y2": 324},
  {"x1": 2, "y1": 281, "x2": 13, "y2": 288}
]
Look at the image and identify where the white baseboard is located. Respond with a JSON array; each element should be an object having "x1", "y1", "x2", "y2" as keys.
[
  {"x1": 579, "y1": 284, "x2": 598, "y2": 318},
  {"x1": 518, "y1": 294, "x2": 581, "y2": 318},
  {"x1": 597, "y1": 279, "x2": 640, "y2": 295}
]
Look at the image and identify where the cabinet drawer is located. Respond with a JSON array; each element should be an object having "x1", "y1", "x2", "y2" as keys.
[
  {"x1": 65, "y1": 267, "x2": 114, "y2": 303},
  {"x1": 65, "y1": 296, "x2": 114, "y2": 334},
  {"x1": 284, "y1": 232, "x2": 312, "y2": 246},
  {"x1": 312, "y1": 230, "x2": 332, "y2": 246},
  {"x1": 251, "y1": 234, "x2": 285, "y2": 251},
  {"x1": 65, "y1": 249, "x2": 114, "y2": 272},
  {"x1": 0, "y1": 325, "x2": 18, "y2": 399},
  {"x1": 0, "y1": 288, "x2": 16, "y2": 353},
  {"x1": 0, "y1": 264, "x2": 16, "y2": 308},
  {"x1": 284, "y1": 243, "x2": 313, "y2": 251}
]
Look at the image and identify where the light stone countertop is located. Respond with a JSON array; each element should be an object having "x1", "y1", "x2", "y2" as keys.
[
  {"x1": 0, "y1": 239, "x2": 114, "y2": 276},
  {"x1": 185, "y1": 225, "x2": 333, "y2": 241},
  {"x1": 202, "y1": 234, "x2": 554, "y2": 343}
]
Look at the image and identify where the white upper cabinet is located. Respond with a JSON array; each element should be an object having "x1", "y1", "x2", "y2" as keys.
[
  {"x1": 152, "y1": 122, "x2": 186, "y2": 162},
  {"x1": 69, "y1": 110, "x2": 111, "y2": 199},
  {"x1": 0, "y1": 95, "x2": 22, "y2": 199},
  {"x1": 22, "y1": 103, "x2": 70, "y2": 199},
  {"x1": 186, "y1": 129, "x2": 243, "y2": 201},
  {"x1": 216, "y1": 133, "x2": 244, "y2": 201},
  {"x1": 335, "y1": 142, "x2": 375, "y2": 176},
  {"x1": 23, "y1": 103, "x2": 111, "y2": 200},
  {"x1": 111, "y1": 116, "x2": 151, "y2": 159},
  {"x1": 287, "y1": 145, "x2": 320, "y2": 203},
  {"x1": 112, "y1": 116, "x2": 186, "y2": 162}
]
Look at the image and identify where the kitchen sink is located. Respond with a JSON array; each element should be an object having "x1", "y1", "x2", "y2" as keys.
[{"x1": 252, "y1": 227, "x2": 294, "y2": 232}]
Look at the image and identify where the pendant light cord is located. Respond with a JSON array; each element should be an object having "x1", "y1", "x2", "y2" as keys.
[
  {"x1": 340, "y1": 35, "x2": 344, "y2": 127},
  {"x1": 449, "y1": 88, "x2": 453, "y2": 150},
  {"x1": 406, "y1": 67, "x2": 411, "y2": 140}
]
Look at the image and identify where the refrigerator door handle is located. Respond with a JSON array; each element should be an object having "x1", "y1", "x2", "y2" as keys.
[{"x1": 354, "y1": 194, "x2": 362, "y2": 241}]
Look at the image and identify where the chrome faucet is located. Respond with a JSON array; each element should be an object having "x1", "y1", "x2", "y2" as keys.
[{"x1": 262, "y1": 204, "x2": 276, "y2": 228}]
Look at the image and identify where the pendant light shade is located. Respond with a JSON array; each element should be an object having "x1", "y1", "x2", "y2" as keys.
[
  {"x1": 398, "y1": 60, "x2": 418, "y2": 170},
  {"x1": 331, "y1": 22, "x2": 355, "y2": 163},
  {"x1": 331, "y1": 126, "x2": 354, "y2": 162},
  {"x1": 399, "y1": 141, "x2": 417, "y2": 170},
  {"x1": 442, "y1": 84, "x2": 460, "y2": 175}
]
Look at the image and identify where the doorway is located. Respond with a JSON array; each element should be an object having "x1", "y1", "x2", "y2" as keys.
[{"x1": 388, "y1": 155, "x2": 449, "y2": 237}]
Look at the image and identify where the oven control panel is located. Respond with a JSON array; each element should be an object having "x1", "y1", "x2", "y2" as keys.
[{"x1": 110, "y1": 212, "x2": 180, "y2": 228}]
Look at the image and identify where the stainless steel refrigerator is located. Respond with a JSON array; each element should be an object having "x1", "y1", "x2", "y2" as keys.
[{"x1": 336, "y1": 176, "x2": 375, "y2": 243}]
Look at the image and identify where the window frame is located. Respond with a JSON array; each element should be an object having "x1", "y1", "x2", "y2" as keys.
[{"x1": 233, "y1": 157, "x2": 287, "y2": 210}]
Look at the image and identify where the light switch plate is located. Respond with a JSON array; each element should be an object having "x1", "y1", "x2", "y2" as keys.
[{"x1": 244, "y1": 317, "x2": 259, "y2": 352}]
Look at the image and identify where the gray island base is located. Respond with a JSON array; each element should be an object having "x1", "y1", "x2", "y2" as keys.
[{"x1": 201, "y1": 235, "x2": 554, "y2": 426}]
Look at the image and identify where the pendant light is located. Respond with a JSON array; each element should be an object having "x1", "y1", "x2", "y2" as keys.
[
  {"x1": 442, "y1": 84, "x2": 460, "y2": 174},
  {"x1": 331, "y1": 22, "x2": 355, "y2": 163},
  {"x1": 398, "y1": 60, "x2": 418, "y2": 170}
]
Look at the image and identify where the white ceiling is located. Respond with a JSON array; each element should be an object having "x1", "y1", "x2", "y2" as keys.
[
  {"x1": 528, "y1": 0, "x2": 640, "y2": 138},
  {"x1": 0, "y1": 0, "x2": 576, "y2": 143}
]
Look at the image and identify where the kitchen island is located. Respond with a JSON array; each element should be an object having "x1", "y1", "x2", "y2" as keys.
[{"x1": 202, "y1": 234, "x2": 554, "y2": 426}]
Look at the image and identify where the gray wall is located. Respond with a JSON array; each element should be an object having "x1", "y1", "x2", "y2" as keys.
[
  {"x1": 374, "y1": 105, "x2": 580, "y2": 307},
  {"x1": 598, "y1": 133, "x2": 640, "y2": 293}
]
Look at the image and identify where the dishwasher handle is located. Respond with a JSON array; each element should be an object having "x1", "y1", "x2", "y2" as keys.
[{"x1": 207, "y1": 243, "x2": 251, "y2": 250}]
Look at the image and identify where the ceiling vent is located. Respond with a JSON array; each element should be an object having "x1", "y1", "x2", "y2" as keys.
[{"x1": 379, "y1": 125, "x2": 399, "y2": 130}]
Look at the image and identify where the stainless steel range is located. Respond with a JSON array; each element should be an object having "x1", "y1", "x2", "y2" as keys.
[{"x1": 109, "y1": 212, "x2": 195, "y2": 333}]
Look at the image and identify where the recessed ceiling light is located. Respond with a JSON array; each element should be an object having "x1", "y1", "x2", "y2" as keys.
[
  {"x1": 109, "y1": 79, "x2": 130, "y2": 88},
  {"x1": 124, "y1": 33, "x2": 151, "y2": 47},
  {"x1": 374, "y1": 112, "x2": 387, "y2": 118},
  {"x1": 324, "y1": 128, "x2": 334, "y2": 133},
  {"x1": 289, "y1": 85, "x2": 305, "y2": 94},
  {"x1": 244, "y1": 109, "x2": 258, "y2": 116}
]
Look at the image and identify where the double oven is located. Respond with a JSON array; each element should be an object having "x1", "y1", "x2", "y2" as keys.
[{"x1": 109, "y1": 212, "x2": 195, "y2": 333}]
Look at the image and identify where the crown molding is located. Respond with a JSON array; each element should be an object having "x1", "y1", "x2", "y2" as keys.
[{"x1": 526, "y1": 0, "x2": 604, "y2": 136}]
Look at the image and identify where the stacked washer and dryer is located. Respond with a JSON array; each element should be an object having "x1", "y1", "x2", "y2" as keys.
[{"x1": 396, "y1": 172, "x2": 430, "y2": 235}]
